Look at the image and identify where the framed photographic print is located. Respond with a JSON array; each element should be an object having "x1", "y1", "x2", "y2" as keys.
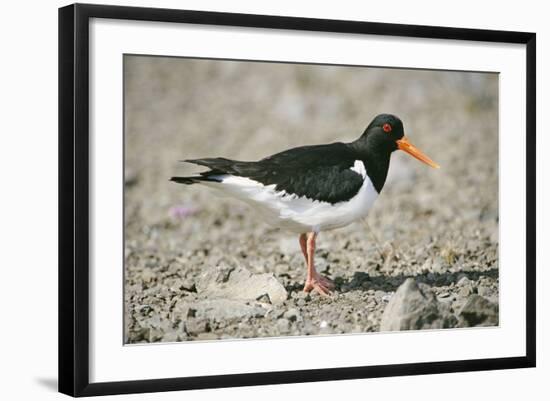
[{"x1": 58, "y1": 3, "x2": 536, "y2": 397}]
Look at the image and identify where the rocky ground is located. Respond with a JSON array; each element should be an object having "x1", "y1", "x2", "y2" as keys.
[{"x1": 123, "y1": 56, "x2": 499, "y2": 343}]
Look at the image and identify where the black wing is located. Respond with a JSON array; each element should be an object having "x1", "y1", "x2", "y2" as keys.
[{"x1": 186, "y1": 142, "x2": 365, "y2": 204}]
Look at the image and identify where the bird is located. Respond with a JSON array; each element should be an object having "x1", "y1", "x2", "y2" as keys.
[{"x1": 170, "y1": 114, "x2": 439, "y2": 296}]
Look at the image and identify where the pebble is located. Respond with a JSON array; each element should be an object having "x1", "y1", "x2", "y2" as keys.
[
  {"x1": 457, "y1": 276, "x2": 471, "y2": 287},
  {"x1": 256, "y1": 294, "x2": 272, "y2": 304},
  {"x1": 162, "y1": 332, "x2": 180, "y2": 342},
  {"x1": 477, "y1": 286, "x2": 491, "y2": 296},
  {"x1": 185, "y1": 318, "x2": 210, "y2": 336},
  {"x1": 284, "y1": 308, "x2": 301, "y2": 322},
  {"x1": 420, "y1": 258, "x2": 432, "y2": 272},
  {"x1": 382, "y1": 293, "x2": 393, "y2": 303},
  {"x1": 276, "y1": 318, "x2": 291, "y2": 333},
  {"x1": 141, "y1": 269, "x2": 156, "y2": 284},
  {"x1": 458, "y1": 286, "x2": 473, "y2": 298},
  {"x1": 296, "y1": 298, "x2": 307, "y2": 307},
  {"x1": 458, "y1": 295, "x2": 499, "y2": 327},
  {"x1": 196, "y1": 333, "x2": 219, "y2": 341}
]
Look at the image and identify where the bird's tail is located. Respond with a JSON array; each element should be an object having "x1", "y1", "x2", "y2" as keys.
[
  {"x1": 170, "y1": 176, "x2": 199, "y2": 185},
  {"x1": 171, "y1": 158, "x2": 231, "y2": 185},
  {"x1": 170, "y1": 175, "x2": 223, "y2": 185}
]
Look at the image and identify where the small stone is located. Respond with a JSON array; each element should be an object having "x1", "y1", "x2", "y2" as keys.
[
  {"x1": 382, "y1": 293, "x2": 393, "y2": 303},
  {"x1": 146, "y1": 327, "x2": 164, "y2": 342},
  {"x1": 185, "y1": 318, "x2": 210, "y2": 336},
  {"x1": 276, "y1": 318, "x2": 291, "y2": 333},
  {"x1": 432, "y1": 258, "x2": 444, "y2": 273},
  {"x1": 283, "y1": 308, "x2": 301, "y2": 322},
  {"x1": 458, "y1": 285, "x2": 472, "y2": 298},
  {"x1": 141, "y1": 269, "x2": 155, "y2": 284},
  {"x1": 256, "y1": 293, "x2": 272, "y2": 304},
  {"x1": 420, "y1": 258, "x2": 432, "y2": 272},
  {"x1": 196, "y1": 332, "x2": 219, "y2": 341},
  {"x1": 179, "y1": 279, "x2": 196, "y2": 293},
  {"x1": 477, "y1": 286, "x2": 491, "y2": 296},
  {"x1": 458, "y1": 295, "x2": 499, "y2": 327},
  {"x1": 162, "y1": 332, "x2": 180, "y2": 342},
  {"x1": 319, "y1": 321, "x2": 328, "y2": 329},
  {"x1": 457, "y1": 276, "x2": 471, "y2": 287}
]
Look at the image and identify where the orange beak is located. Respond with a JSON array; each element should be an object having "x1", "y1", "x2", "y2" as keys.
[{"x1": 396, "y1": 136, "x2": 440, "y2": 169}]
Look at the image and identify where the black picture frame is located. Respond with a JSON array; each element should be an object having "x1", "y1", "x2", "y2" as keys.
[{"x1": 58, "y1": 3, "x2": 536, "y2": 397}]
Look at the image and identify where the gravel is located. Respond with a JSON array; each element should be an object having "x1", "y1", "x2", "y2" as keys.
[{"x1": 123, "y1": 55, "x2": 499, "y2": 343}]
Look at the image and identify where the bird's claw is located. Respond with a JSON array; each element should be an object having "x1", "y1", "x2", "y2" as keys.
[{"x1": 303, "y1": 274, "x2": 335, "y2": 297}]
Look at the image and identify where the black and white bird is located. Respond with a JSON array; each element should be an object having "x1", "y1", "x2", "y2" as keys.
[{"x1": 171, "y1": 114, "x2": 439, "y2": 296}]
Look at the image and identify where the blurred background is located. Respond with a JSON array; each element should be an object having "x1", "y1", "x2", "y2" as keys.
[{"x1": 124, "y1": 55, "x2": 498, "y2": 343}]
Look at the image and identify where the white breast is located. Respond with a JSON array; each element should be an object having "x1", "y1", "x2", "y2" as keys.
[{"x1": 201, "y1": 161, "x2": 378, "y2": 233}]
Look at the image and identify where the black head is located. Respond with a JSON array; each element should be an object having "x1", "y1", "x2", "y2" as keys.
[
  {"x1": 354, "y1": 113, "x2": 439, "y2": 169},
  {"x1": 361, "y1": 114, "x2": 405, "y2": 151}
]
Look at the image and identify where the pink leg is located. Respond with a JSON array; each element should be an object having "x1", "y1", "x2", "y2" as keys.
[
  {"x1": 299, "y1": 233, "x2": 308, "y2": 263},
  {"x1": 301, "y1": 232, "x2": 335, "y2": 296}
]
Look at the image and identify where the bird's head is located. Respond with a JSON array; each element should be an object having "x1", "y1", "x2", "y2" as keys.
[{"x1": 358, "y1": 114, "x2": 439, "y2": 169}]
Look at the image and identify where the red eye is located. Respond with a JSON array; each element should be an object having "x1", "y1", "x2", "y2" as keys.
[{"x1": 383, "y1": 123, "x2": 392, "y2": 133}]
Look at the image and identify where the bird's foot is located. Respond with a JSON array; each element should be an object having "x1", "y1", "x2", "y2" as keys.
[{"x1": 303, "y1": 273, "x2": 335, "y2": 297}]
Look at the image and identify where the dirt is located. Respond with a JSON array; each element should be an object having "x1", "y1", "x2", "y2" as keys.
[{"x1": 123, "y1": 55, "x2": 499, "y2": 343}]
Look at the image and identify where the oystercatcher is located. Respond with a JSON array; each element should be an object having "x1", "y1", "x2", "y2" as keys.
[{"x1": 171, "y1": 114, "x2": 439, "y2": 296}]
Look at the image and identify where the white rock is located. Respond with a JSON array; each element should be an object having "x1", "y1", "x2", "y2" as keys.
[
  {"x1": 380, "y1": 278, "x2": 457, "y2": 331},
  {"x1": 196, "y1": 264, "x2": 288, "y2": 305}
]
